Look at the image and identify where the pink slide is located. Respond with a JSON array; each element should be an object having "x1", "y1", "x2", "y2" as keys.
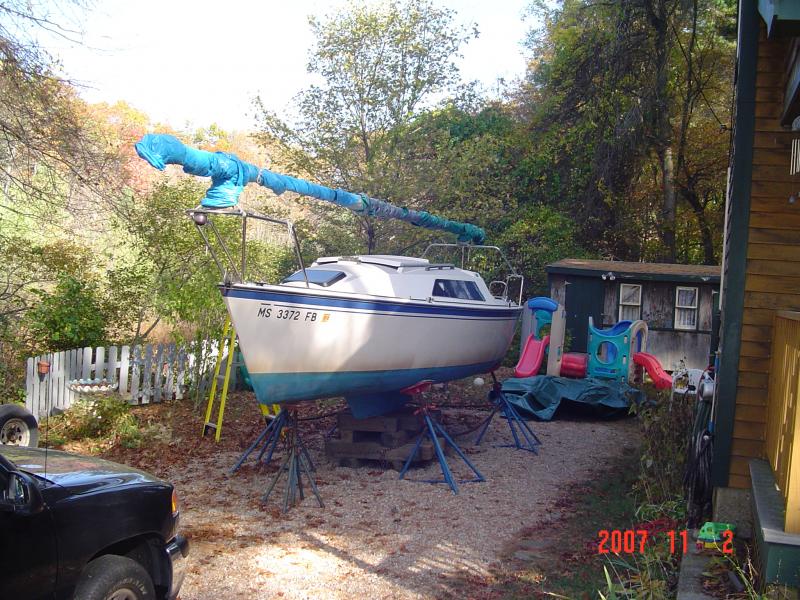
[
  {"x1": 514, "y1": 335, "x2": 550, "y2": 378},
  {"x1": 633, "y1": 352, "x2": 673, "y2": 390}
]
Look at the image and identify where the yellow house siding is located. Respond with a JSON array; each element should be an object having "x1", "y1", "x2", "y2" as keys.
[{"x1": 729, "y1": 29, "x2": 800, "y2": 488}]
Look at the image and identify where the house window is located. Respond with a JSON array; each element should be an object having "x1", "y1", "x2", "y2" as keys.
[
  {"x1": 675, "y1": 286, "x2": 698, "y2": 330},
  {"x1": 618, "y1": 284, "x2": 642, "y2": 321}
]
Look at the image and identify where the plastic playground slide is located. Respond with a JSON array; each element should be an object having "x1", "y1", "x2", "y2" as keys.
[
  {"x1": 515, "y1": 335, "x2": 550, "y2": 378},
  {"x1": 633, "y1": 352, "x2": 673, "y2": 390}
]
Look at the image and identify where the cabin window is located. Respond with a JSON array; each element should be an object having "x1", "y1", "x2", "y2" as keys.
[
  {"x1": 432, "y1": 279, "x2": 485, "y2": 301},
  {"x1": 282, "y1": 269, "x2": 346, "y2": 287},
  {"x1": 618, "y1": 284, "x2": 642, "y2": 321},
  {"x1": 675, "y1": 286, "x2": 698, "y2": 330}
]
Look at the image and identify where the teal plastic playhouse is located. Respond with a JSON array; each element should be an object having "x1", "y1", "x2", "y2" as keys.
[{"x1": 587, "y1": 317, "x2": 648, "y2": 383}]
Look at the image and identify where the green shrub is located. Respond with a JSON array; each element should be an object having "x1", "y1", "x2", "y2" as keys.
[
  {"x1": 631, "y1": 388, "x2": 694, "y2": 506},
  {"x1": 42, "y1": 394, "x2": 141, "y2": 448},
  {"x1": 26, "y1": 275, "x2": 108, "y2": 353}
]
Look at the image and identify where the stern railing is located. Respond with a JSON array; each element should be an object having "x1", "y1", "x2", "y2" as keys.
[
  {"x1": 187, "y1": 207, "x2": 309, "y2": 288},
  {"x1": 422, "y1": 243, "x2": 524, "y2": 306}
]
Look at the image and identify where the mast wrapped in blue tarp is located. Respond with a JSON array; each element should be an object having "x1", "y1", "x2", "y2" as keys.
[{"x1": 135, "y1": 133, "x2": 486, "y2": 244}]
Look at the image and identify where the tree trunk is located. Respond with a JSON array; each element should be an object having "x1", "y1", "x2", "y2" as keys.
[
  {"x1": 661, "y1": 146, "x2": 676, "y2": 262},
  {"x1": 682, "y1": 187, "x2": 716, "y2": 264},
  {"x1": 648, "y1": 0, "x2": 677, "y2": 262}
]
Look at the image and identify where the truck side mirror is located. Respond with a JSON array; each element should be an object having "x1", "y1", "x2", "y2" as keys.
[{"x1": 0, "y1": 471, "x2": 44, "y2": 516}]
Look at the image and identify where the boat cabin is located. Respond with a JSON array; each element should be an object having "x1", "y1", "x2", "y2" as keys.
[{"x1": 280, "y1": 255, "x2": 511, "y2": 307}]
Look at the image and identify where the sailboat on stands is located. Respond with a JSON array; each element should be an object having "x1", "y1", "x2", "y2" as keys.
[{"x1": 135, "y1": 134, "x2": 523, "y2": 418}]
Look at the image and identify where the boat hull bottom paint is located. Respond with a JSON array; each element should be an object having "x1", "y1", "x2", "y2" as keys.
[{"x1": 249, "y1": 361, "x2": 498, "y2": 418}]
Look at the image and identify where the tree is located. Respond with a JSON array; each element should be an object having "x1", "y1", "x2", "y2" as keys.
[
  {"x1": 108, "y1": 180, "x2": 223, "y2": 344},
  {"x1": 0, "y1": 1, "x2": 116, "y2": 231},
  {"x1": 256, "y1": 0, "x2": 478, "y2": 253},
  {"x1": 26, "y1": 275, "x2": 107, "y2": 352},
  {"x1": 498, "y1": 205, "x2": 590, "y2": 296},
  {"x1": 516, "y1": 0, "x2": 734, "y2": 263}
]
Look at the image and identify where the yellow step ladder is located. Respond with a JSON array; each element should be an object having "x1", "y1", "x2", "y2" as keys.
[
  {"x1": 202, "y1": 317, "x2": 237, "y2": 442},
  {"x1": 202, "y1": 317, "x2": 279, "y2": 441}
]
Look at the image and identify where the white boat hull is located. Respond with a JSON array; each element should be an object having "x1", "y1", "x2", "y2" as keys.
[{"x1": 222, "y1": 283, "x2": 520, "y2": 415}]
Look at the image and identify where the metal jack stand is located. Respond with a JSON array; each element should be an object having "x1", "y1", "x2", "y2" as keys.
[
  {"x1": 262, "y1": 409, "x2": 323, "y2": 512},
  {"x1": 230, "y1": 407, "x2": 315, "y2": 474},
  {"x1": 399, "y1": 401, "x2": 484, "y2": 495},
  {"x1": 475, "y1": 374, "x2": 542, "y2": 454}
]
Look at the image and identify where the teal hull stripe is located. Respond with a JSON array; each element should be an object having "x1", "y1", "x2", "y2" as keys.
[{"x1": 249, "y1": 361, "x2": 498, "y2": 406}]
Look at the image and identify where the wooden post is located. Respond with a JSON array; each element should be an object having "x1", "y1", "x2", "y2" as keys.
[
  {"x1": 51, "y1": 351, "x2": 61, "y2": 412},
  {"x1": 81, "y1": 347, "x2": 92, "y2": 380},
  {"x1": 142, "y1": 344, "x2": 154, "y2": 404},
  {"x1": 25, "y1": 357, "x2": 34, "y2": 415},
  {"x1": 119, "y1": 346, "x2": 130, "y2": 399},
  {"x1": 30, "y1": 355, "x2": 41, "y2": 417},
  {"x1": 106, "y1": 346, "x2": 117, "y2": 387},
  {"x1": 66, "y1": 349, "x2": 76, "y2": 407},
  {"x1": 164, "y1": 344, "x2": 176, "y2": 400},
  {"x1": 153, "y1": 344, "x2": 164, "y2": 403},
  {"x1": 175, "y1": 346, "x2": 187, "y2": 400},
  {"x1": 130, "y1": 345, "x2": 141, "y2": 403}
]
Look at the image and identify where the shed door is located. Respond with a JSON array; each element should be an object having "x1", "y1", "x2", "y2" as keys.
[{"x1": 564, "y1": 276, "x2": 605, "y2": 353}]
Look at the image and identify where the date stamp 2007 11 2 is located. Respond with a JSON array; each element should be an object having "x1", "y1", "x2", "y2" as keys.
[{"x1": 597, "y1": 529, "x2": 734, "y2": 555}]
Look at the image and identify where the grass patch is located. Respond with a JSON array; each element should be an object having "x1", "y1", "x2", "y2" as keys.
[
  {"x1": 488, "y1": 387, "x2": 693, "y2": 598},
  {"x1": 490, "y1": 451, "x2": 642, "y2": 598}
]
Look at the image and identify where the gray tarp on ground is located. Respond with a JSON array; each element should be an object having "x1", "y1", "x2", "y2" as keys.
[{"x1": 499, "y1": 375, "x2": 644, "y2": 421}]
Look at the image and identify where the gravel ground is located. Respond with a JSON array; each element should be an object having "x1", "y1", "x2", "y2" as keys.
[{"x1": 169, "y1": 411, "x2": 641, "y2": 600}]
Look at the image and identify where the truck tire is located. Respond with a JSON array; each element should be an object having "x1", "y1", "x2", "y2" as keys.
[
  {"x1": 0, "y1": 405, "x2": 39, "y2": 447},
  {"x1": 73, "y1": 555, "x2": 155, "y2": 600}
]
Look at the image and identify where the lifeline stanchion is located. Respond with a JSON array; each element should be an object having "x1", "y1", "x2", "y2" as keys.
[
  {"x1": 475, "y1": 374, "x2": 542, "y2": 454},
  {"x1": 262, "y1": 409, "x2": 323, "y2": 513},
  {"x1": 398, "y1": 397, "x2": 484, "y2": 494}
]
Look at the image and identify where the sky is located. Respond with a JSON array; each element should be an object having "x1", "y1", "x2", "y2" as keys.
[{"x1": 40, "y1": 0, "x2": 534, "y2": 132}]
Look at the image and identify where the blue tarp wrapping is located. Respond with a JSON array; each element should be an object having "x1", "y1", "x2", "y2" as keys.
[
  {"x1": 134, "y1": 133, "x2": 486, "y2": 244},
  {"x1": 499, "y1": 375, "x2": 644, "y2": 421}
]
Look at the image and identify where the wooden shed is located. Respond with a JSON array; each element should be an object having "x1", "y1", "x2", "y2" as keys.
[
  {"x1": 546, "y1": 259, "x2": 720, "y2": 370},
  {"x1": 711, "y1": 0, "x2": 800, "y2": 585}
]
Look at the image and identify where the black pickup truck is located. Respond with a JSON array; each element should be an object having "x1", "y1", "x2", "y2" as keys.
[{"x1": 0, "y1": 445, "x2": 189, "y2": 600}]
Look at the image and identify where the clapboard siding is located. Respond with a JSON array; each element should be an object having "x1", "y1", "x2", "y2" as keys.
[{"x1": 729, "y1": 31, "x2": 800, "y2": 489}]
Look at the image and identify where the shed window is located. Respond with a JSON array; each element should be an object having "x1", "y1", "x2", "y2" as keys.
[
  {"x1": 432, "y1": 279, "x2": 485, "y2": 301},
  {"x1": 618, "y1": 284, "x2": 642, "y2": 321},
  {"x1": 675, "y1": 286, "x2": 698, "y2": 330}
]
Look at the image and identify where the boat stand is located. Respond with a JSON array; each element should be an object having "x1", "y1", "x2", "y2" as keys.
[
  {"x1": 475, "y1": 378, "x2": 542, "y2": 454},
  {"x1": 230, "y1": 407, "x2": 315, "y2": 474},
  {"x1": 399, "y1": 404, "x2": 485, "y2": 495},
  {"x1": 262, "y1": 409, "x2": 323, "y2": 512}
]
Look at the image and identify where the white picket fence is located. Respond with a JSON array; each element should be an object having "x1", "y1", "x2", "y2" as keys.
[{"x1": 25, "y1": 342, "x2": 221, "y2": 418}]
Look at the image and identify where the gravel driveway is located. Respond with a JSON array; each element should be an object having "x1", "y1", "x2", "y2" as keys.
[{"x1": 168, "y1": 411, "x2": 640, "y2": 599}]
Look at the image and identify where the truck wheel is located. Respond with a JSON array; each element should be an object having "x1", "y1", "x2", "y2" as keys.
[
  {"x1": 0, "y1": 405, "x2": 38, "y2": 447},
  {"x1": 73, "y1": 555, "x2": 155, "y2": 600}
]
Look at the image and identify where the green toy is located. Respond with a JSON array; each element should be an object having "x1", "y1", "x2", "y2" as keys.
[{"x1": 696, "y1": 521, "x2": 736, "y2": 552}]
